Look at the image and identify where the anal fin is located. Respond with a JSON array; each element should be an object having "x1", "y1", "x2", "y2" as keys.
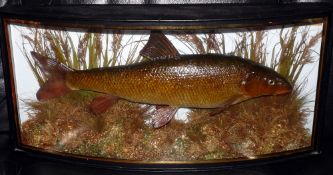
[{"x1": 89, "y1": 94, "x2": 119, "y2": 115}]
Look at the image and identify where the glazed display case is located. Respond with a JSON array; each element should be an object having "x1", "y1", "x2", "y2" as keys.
[{"x1": 0, "y1": 1, "x2": 333, "y2": 174}]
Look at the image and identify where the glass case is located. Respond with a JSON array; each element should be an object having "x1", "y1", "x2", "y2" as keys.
[
  {"x1": 1, "y1": 3, "x2": 332, "y2": 172},
  {"x1": 4, "y1": 17, "x2": 326, "y2": 162}
]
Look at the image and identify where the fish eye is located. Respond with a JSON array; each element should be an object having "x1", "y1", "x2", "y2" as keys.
[{"x1": 268, "y1": 79, "x2": 275, "y2": 86}]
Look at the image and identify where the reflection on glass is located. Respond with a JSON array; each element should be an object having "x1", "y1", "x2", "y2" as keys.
[{"x1": 8, "y1": 20, "x2": 323, "y2": 161}]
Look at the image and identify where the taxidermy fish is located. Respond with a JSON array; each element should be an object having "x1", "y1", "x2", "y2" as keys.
[{"x1": 31, "y1": 32, "x2": 292, "y2": 128}]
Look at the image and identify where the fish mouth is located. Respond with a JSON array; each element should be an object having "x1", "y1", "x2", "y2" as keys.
[{"x1": 274, "y1": 84, "x2": 293, "y2": 95}]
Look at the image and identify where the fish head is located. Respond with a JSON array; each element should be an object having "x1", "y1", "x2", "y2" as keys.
[{"x1": 242, "y1": 66, "x2": 292, "y2": 97}]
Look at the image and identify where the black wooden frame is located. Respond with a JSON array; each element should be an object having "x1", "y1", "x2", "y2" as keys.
[{"x1": 1, "y1": 3, "x2": 333, "y2": 174}]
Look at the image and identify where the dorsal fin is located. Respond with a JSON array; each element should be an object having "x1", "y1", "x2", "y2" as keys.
[{"x1": 140, "y1": 32, "x2": 180, "y2": 60}]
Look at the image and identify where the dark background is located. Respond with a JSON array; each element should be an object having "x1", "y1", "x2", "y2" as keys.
[
  {"x1": 0, "y1": 0, "x2": 333, "y2": 174},
  {"x1": 0, "y1": 0, "x2": 333, "y2": 5}
]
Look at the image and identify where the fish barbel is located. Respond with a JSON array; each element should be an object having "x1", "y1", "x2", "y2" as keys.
[{"x1": 31, "y1": 32, "x2": 292, "y2": 127}]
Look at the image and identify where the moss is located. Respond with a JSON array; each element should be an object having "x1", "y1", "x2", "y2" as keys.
[
  {"x1": 203, "y1": 151, "x2": 225, "y2": 160},
  {"x1": 21, "y1": 90, "x2": 311, "y2": 161}
]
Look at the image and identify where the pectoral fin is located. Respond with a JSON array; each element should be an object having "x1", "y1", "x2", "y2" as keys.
[
  {"x1": 210, "y1": 95, "x2": 246, "y2": 116},
  {"x1": 140, "y1": 32, "x2": 180, "y2": 60},
  {"x1": 89, "y1": 94, "x2": 119, "y2": 115},
  {"x1": 145, "y1": 105, "x2": 178, "y2": 128}
]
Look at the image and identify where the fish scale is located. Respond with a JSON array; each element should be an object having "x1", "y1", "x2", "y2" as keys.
[{"x1": 65, "y1": 54, "x2": 252, "y2": 108}]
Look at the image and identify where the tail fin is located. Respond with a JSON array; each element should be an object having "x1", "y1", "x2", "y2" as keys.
[{"x1": 30, "y1": 51, "x2": 72, "y2": 100}]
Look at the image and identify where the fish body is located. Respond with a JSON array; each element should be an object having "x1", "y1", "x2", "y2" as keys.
[
  {"x1": 65, "y1": 54, "x2": 273, "y2": 108},
  {"x1": 31, "y1": 32, "x2": 292, "y2": 127}
]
